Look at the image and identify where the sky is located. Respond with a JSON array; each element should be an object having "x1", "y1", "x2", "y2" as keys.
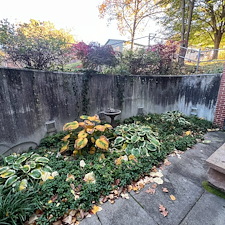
[{"x1": 0, "y1": 0, "x2": 159, "y2": 45}]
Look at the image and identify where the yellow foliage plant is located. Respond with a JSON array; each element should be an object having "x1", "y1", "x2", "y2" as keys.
[{"x1": 60, "y1": 115, "x2": 112, "y2": 155}]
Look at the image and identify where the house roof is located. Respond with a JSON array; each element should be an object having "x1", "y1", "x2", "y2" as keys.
[
  {"x1": 105, "y1": 39, "x2": 146, "y2": 48},
  {"x1": 105, "y1": 39, "x2": 126, "y2": 46}
]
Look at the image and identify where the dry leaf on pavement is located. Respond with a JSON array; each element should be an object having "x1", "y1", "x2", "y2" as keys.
[
  {"x1": 91, "y1": 205, "x2": 102, "y2": 214},
  {"x1": 150, "y1": 171, "x2": 163, "y2": 178},
  {"x1": 145, "y1": 188, "x2": 156, "y2": 194},
  {"x1": 153, "y1": 177, "x2": 163, "y2": 184},
  {"x1": 170, "y1": 195, "x2": 176, "y2": 201},
  {"x1": 162, "y1": 187, "x2": 169, "y2": 193},
  {"x1": 164, "y1": 159, "x2": 171, "y2": 166},
  {"x1": 121, "y1": 193, "x2": 129, "y2": 199},
  {"x1": 159, "y1": 204, "x2": 168, "y2": 217}
]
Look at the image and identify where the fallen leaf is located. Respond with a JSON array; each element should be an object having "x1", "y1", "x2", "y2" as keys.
[
  {"x1": 164, "y1": 159, "x2": 171, "y2": 166},
  {"x1": 74, "y1": 194, "x2": 80, "y2": 200},
  {"x1": 185, "y1": 130, "x2": 192, "y2": 136},
  {"x1": 132, "y1": 185, "x2": 139, "y2": 191},
  {"x1": 159, "y1": 204, "x2": 168, "y2": 217},
  {"x1": 153, "y1": 177, "x2": 163, "y2": 184},
  {"x1": 150, "y1": 171, "x2": 163, "y2": 178},
  {"x1": 127, "y1": 185, "x2": 133, "y2": 192},
  {"x1": 128, "y1": 154, "x2": 137, "y2": 161},
  {"x1": 27, "y1": 214, "x2": 38, "y2": 224},
  {"x1": 152, "y1": 183, "x2": 157, "y2": 189},
  {"x1": 170, "y1": 195, "x2": 176, "y2": 201},
  {"x1": 137, "y1": 180, "x2": 145, "y2": 189},
  {"x1": 121, "y1": 155, "x2": 128, "y2": 161},
  {"x1": 63, "y1": 215, "x2": 72, "y2": 224},
  {"x1": 159, "y1": 204, "x2": 166, "y2": 211},
  {"x1": 121, "y1": 193, "x2": 129, "y2": 199},
  {"x1": 66, "y1": 174, "x2": 75, "y2": 182},
  {"x1": 61, "y1": 198, "x2": 68, "y2": 202},
  {"x1": 79, "y1": 160, "x2": 86, "y2": 168},
  {"x1": 51, "y1": 194, "x2": 58, "y2": 202},
  {"x1": 115, "y1": 179, "x2": 121, "y2": 185},
  {"x1": 109, "y1": 199, "x2": 115, "y2": 204},
  {"x1": 162, "y1": 187, "x2": 169, "y2": 193},
  {"x1": 202, "y1": 140, "x2": 211, "y2": 144},
  {"x1": 53, "y1": 221, "x2": 63, "y2": 225},
  {"x1": 35, "y1": 209, "x2": 44, "y2": 216},
  {"x1": 102, "y1": 196, "x2": 108, "y2": 203},
  {"x1": 91, "y1": 205, "x2": 102, "y2": 214},
  {"x1": 145, "y1": 188, "x2": 156, "y2": 194},
  {"x1": 143, "y1": 176, "x2": 154, "y2": 184},
  {"x1": 52, "y1": 171, "x2": 59, "y2": 177},
  {"x1": 115, "y1": 158, "x2": 122, "y2": 165},
  {"x1": 98, "y1": 154, "x2": 105, "y2": 161},
  {"x1": 84, "y1": 171, "x2": 96, "y2": 184},
  {"x1": 79, "y1": 209, "x2": 85, "y2": 219},
  {"x1": 109, "y1": 194, "x2": 114, "y2": 199},
  {"x1": 161, "y1": 210, "x2": 169, "y2": 217},
  {"x1": 76, "y1": 211, "x2": 83, "y2": 221}
]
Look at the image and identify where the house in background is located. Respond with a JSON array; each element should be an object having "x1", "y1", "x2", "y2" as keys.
[{"x1": 105, "y1": 39, "x2": 146, "y2": 52}]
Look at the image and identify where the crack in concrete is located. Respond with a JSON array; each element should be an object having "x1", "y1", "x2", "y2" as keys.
[
  {"x1": 129, "y1": 193, "x2": 160, "y2": 225},
  {"x1": 96, "y1": 213, "x2": 103, "y2": 225},
  {"x1": 178, "y1": 190, "x2": 205, "y2": 225}
]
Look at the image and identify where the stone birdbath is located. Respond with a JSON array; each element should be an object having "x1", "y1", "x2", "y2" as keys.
[{"x1": 103, "y1": 108, "x2": 121, "y2": 127}]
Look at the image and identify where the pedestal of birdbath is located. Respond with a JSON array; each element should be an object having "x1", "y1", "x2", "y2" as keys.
[{"x1": 103, "y1": 108, "x2": 121, "y2": 127}]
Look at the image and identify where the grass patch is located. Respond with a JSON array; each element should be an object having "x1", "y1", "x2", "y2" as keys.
[
  {"x1": 202, "y1": 181, "x2": 225, "y2": 200},
  {"x1": 185, "y1": 61, "x2": 224, "y2": 74}
]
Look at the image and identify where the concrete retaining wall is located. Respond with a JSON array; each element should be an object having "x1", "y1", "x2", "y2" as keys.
[{"x1": 0, "y1": 68, "x2": 221, "y2": 154}]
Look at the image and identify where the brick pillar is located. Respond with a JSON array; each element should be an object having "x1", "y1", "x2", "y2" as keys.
[{"x1": 214, "y1": 64, "x2": 225, "y2": 128}]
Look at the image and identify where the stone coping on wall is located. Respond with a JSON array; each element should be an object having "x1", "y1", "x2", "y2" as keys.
[{"x1": 0, "y1": 66, "x2": 221, "y2": 78}]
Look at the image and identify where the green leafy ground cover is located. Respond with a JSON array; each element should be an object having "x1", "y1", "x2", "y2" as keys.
[{"x1": 0, "y1": 112, "x2": 217, "y2": 224}]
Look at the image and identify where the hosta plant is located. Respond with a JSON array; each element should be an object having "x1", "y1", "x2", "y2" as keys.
[
  {"x1": 112, "y1": 123, "x2": 160, "y2": 156},
  {"x1": 161, "y1": 111, "x2": 190, "y2": 125},
  {"x1": 60, "y1": 114, "x2": 113, "y2": 155},
  {"x1": 0, "y1": 152, "x2": 54, "y2": 191}
]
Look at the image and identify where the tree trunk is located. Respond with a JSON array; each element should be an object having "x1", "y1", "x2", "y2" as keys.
[
  {"x1": 131, "y1": 35, "x2": 134, "y2": 51},
  {"x1": 212, "y1": 32, "x2": 222, "y2": 59},
  {"x1": 185, "y1": 0, "x2": 195, "y2": 46},
  {"x1": 178, "y1": 0, "x2": 186, "y2": 66}
]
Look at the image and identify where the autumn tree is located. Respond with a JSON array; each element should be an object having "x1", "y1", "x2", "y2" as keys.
[
  {"x1": 192, "y1": 0, "x2": 225, "y2": 59},
  {"x1": 0, "y1": 19, "x2": 75, "y2": 70},
  {"x1": 159, "y1": 0, "x2": 225, "y2": 59},
  {"x1": 99, "y1": 0, "x2": 161, "y2": 50},
  {"x1": 72, "y1": 42, "x2": 117, "y2": 70},
  {"x1": 157, "y1": 0, "x2": 195, "y2": 65}
]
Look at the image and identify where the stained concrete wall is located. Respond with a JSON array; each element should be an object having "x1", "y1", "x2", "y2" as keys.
[{"x1": 0, "y1": 68, "x2": 221, "y2": 154}]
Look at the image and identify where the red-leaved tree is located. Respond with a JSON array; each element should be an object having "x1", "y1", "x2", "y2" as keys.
[
  {"x1": 72, "y1": 42, "x2": 117, "y2": 71},
  {"x1": 148, "y1": 40, "x2": 178, "y2": 74}
]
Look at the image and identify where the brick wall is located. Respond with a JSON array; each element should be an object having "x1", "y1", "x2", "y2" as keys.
[{"x1": 214, "y1": 64, "x2": 225, "y2": 128}]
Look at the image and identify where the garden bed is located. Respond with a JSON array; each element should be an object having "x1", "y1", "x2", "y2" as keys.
[{"x1": 0, "y1": 112, "x2": 217, "y2": 225}]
